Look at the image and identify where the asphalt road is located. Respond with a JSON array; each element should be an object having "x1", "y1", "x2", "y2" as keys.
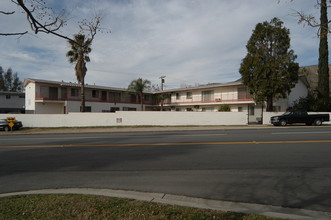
[{"x1": 1, "y1": 126, "x2": 331, "y2": 213}]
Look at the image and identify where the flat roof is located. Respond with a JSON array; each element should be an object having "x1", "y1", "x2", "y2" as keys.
[
  {"x1": 156, "y1": 79, "x2": 243, "y2": 93},
  {"x1": 23, "y1": 78, "x2": 154, "y2": 94}
]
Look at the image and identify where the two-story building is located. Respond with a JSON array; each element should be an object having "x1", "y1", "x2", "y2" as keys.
[
  {"x1": 23, "y1": 76, "x2": 308, "y2": 124},
  {"x1": 23, "y1": 78, "x2": 156, "y2": 114},
  {"x1": 155, "y1": 77, "x2": 308, "y2": 123},
  {"x1": 0, "y1": 91, "x2": 25, "y2": 113}
]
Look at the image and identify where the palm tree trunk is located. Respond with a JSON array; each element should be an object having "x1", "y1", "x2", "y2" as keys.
[
  {"x1": 140, "y1": 93, "x2": 144, "y2": 111},
  {"x1": 81, "y1": 78, "x2": 86, "y2": 112}
]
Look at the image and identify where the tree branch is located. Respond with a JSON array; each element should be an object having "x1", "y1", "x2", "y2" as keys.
[
  {"x1": 0, "y1": 10, "x2": 15, "y2": 15},
  {"x1": 0, "y1": 31, "x2": 28, "y2": 36},
  {"x1": 1, "y1": 0, "x2": 109, "y2": 46}
]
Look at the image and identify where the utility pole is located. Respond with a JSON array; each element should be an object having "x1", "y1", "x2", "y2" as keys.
[{"x1": 160, "y1": 76, "x2": 166, "y2": 91}]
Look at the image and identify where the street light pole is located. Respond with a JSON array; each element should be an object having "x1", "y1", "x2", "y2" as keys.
[{"x1": 160, "y1": 76, "x2": 166, "y2": 91}]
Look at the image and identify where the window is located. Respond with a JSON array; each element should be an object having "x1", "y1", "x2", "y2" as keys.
[
  {"x1": 81, "y1": 106, "x2": 92, "y2": 112},
  {"x1": 109, "y1": 92, "x2": 121, "y2": 102},
  {"x1": 201, "y1": 90, "x2": 214, "y2": 102},
  {"x1": 49, "y1": 87, "x2": 58, "y2": 99},
  {"x1": 144, "y1": 95, "x2": 150, "y2": 101},
  {"x1": 92, "y1": 90, "x2": 99, "y2": 98},
  {"x1": 123, "y1": 107, "x2": 136, "y2": 111},
  {"x1": 61, "y1": 88, "x2": 67, "y2": 99},
  {"x1": 238, "y1": 107, "x2": 243, "y2": 112},
  {"x1": 273, "y1": 106, "x2": 281, "y2": 112},
  {"x1": 101, "y1": 91, "x2": 107, "y2": 100},
  {"x1": 176, "y1": 93, "x2": 180, "y2": 100},
  {"x1": 71, "y1": 88, "x2": 79, "y2": 97},
  {"x1": 202, "y1": 107, "x2": 214, "y2": 112},
  {"x1": 6, "y1": 95, "x2": 11, "y2": 99},
  {"x1": 110, "y1": 107, "x2": 120, "y2": 112},
  {"x1": 186, "y1": 108, "x2": 193, "y2": 111},
  {"x1": 19, "y1": 95, "x2": 25, "y2": 98},
  {"x1": 186, "y1": 92, "x2": 192, "y2": 99},
  {"x1": 130, "y1": 94, "x2": 137, "y2": 103},
  {"x1": 238, "y1": 87, "x2": 252, "y2": 99}
]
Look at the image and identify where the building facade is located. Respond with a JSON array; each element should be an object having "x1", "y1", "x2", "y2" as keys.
[
  {"x1": 0, "y1": 91, "x2": 25, "y2": 113},
  {"x1": 23, "y1": 77, "x2": 308, "y2": 124},
  {"x1": 155, "y1": 78, "x2": 308, "y2": 123},
  {"x1": 23, "y1": 78, "x2": 156, "y2": 114}
]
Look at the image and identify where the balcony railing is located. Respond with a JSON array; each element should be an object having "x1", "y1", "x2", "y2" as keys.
[
  {"x1": 35, "y1": 93, "x2": 157, "y2": 105},
  {"x1": 163, "y1": 98, "x2": 254, "y2": 105}
]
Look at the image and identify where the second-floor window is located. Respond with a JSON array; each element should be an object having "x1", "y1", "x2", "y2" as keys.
[
  {"x1": 49, "y1": 87, "x2": 58, "y2": 99},
  {"x1": 238, "y1": 87, "x2": 252, "y2": 99},
  {"x1": 186, "y1": 92, "x2": 192, "y2": 99},
  {"x1": 176, "y1": 93, "x2": 180, "y2": 100},
  {"x1": 109, "y1": 92, "x2": 121, "y2": 102},
  {"x1": 92, "y1": 90, "x2": 99, "y2": 98},
  {"x1": 144, "y1": 95, "x2": 150, "y2": 101},
  {"x1": 202, "y1": 90, "x2": 214, "y2": 102},
  {"x1": 71, "y1": 88, "x2": 79, "y2": 97}
]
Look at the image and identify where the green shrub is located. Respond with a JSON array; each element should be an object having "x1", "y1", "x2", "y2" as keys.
[
  {"x1": 218, "y1": 104, "x2": 231, "y2": 112},
  {"x1": 292, "y1": 93, "x2": 331, "y2": 111}
]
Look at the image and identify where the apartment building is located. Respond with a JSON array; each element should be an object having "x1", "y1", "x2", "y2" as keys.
[
  {"x1": 155, "y1": 77, "x2": 308, "y2": 123},
  {"x1": 0, "y1": 91, "x2": 25, "y2": 113},
  {"x1": 23, "y1": 77, "x2": 308, "y2": 124},
  {"x1": 23, "y1": 78, "x2": 155, "y2": 114}
]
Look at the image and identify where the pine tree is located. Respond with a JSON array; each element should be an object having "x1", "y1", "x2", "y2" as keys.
[{"x1": 239, "y1": 17, "x2": 299, "y2": 112}]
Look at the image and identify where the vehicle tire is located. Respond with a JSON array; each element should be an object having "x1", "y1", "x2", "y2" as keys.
[
  {"x1": 280, "y1": 120, "x2": 287, "y2": 126},
  {"x1": 4, "y1": 126, "x2": 9, "y2": 132},
  {"x1": 314, "y1": 119, "x2": 322, "y2": 126}
]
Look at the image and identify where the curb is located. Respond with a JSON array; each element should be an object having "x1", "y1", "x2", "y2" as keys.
[{"x1": 1, "y1": 188, "x2": 331, "y2": 220}]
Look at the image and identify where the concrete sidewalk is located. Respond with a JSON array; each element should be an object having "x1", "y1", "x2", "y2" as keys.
[
  {"x1": 1, "y1": 124, "x2": 280, "y2": 135},
  {"x1": 1, "y1": 188, "x2": 330, "y2": 220}
]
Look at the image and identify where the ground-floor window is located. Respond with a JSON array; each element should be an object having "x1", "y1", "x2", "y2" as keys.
[
  {"x1": 110, "y1": 107, "x2": 120, "y2": 112},
  {"x1": 81, "y1": 106, "x2": 91, "y2": 112},
  {"x1": 202, "y1": 107, "x2": 214, "y2": 112},
  {"x1": 123, "y1": 107, "x2": 136, "y2": 111}
]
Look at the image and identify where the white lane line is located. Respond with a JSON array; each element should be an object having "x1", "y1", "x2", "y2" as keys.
[
  {"x1": 272, "y1": 131, "x2": 331, "y2": 135},
  {"x1": 173, "y1": 134, "x2": 227, "y2": 137}
]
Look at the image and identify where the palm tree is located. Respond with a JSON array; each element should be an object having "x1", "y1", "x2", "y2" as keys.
[
  {"x1": 156, "y1": 93, "x2": 171, "y2": 111},
  {"x1": 128, "y1": 78, "x2": 151, "y2": 111},
  {"x1": 66, "y1": 34, "x2": 92, "y2": 112}
]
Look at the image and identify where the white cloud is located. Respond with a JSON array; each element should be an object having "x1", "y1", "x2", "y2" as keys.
[{"x1": 0, "y1": 0, "x2": 323, "y2": 89}]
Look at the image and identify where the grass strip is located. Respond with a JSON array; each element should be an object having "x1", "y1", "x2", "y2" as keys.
[{"x1": 0, "y1": 194, "x2": 284, "y2": 220}]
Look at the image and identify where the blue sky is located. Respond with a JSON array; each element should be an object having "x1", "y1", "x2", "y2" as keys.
[{"x1": 0, "y1": 0, "x2": 322, "y2": 89}]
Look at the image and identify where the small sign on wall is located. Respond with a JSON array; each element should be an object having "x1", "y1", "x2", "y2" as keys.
[{"x1": 116, "y1": 118, "x2": 122, "y2": 123}]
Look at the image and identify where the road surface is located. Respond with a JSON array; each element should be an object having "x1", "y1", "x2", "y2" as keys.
[{"x1": 0, "y1": 126, "x2": 331, "y2": 213}]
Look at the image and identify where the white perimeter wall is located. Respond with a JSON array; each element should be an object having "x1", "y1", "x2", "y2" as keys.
[
  {"x1": 1, "y1": 112, "x2": 330, "y2": 128},
  {"x1": 0, "y1": 112, "x2": 247, "y2": 127}
]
